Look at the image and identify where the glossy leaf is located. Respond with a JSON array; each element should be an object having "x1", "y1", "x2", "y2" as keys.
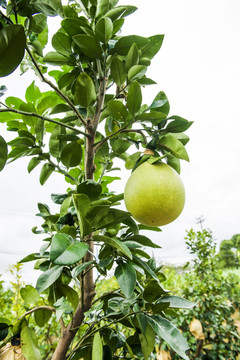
[
  {"x1": 77, "y1": 180, "x2": 102, "y2": 200},
  {"x1": 94, "y1": 235, "x2": 132, "y2": 259},
  {"x1": 141, "y1": 34, "x2": 164, "y2": 59},
  {"x1": 128, "y1": 65, "x2": 147, "y2": 81},
  {"x1": 0, "y1": 135, "x2": 7, "y2": 171},
  {"x1": 92, "y1": 332, "x2": 103, "y2": 360},
  {"x1": 96, "y1": 0, "x2": 110, "y2": 19},
  {"x1": 166, "y1": 116, "x2": 193, "y2": 133},
  {"x1": 50, "y1": 233, "x2": 88, "y2": 265},
  {"x1": 114, "y1": 262, "x2": 136, "y2": 298},
  {"x1": 166, "y1": 153, "x2": 180, "y2": 174},
  {"x1": 157, "y1": 295, "x2": 195, "y2": 309},
  {"x1": 0, "y1": 25, "x2": 26, "y2": 77},
  {"x1": 25, "y1": 81, "x2": 41, "y2": 104},
  {"x1": 29, "y1": 14, "x2": 47, "y2": 34},
  {"x1": 147, "y1": 315, "x2": 190, "y2": 360},
  {"x1": 72, "y1": 260, "x2": 95, "y2": 279},
  {"x1": 20, "y1": 285, "x2": 40, "y2": 306},
  {"x1": 36, "y1": 265, "x2": 64, "y2": 293},
  {"x1": 49, "y1": 124, "x2": 66, "y2": 158},
  {"x1": 107, "y1": 100, "x2": 128, "y2": 119},
  {"x1": 39, "y1": 163, "x2": 54, "y2": 185},
  {"x1": 126, "y1": 235, "x2": 161, "y2": 249},
  {"x1": 34, "y1": 308, "x2": 52, "y2": 327},
  {"x1": 143, "y1": 280, "x2": 168, "y2": 303},
  {"x1": 72, "y1": 194, "x2": 92, "y2": 238},
  {"x1": 43, "y1": 51, "x2": 69, "y2": 65},
  {"x1": 125, "y1": 43, "x2": 139, "y2": 72},
  {"x1": 136, "y1": 111, "x2": 166, "y2": 122},
  {"x1": 32, "y1": 0, "x2": 64, "y2": 17},
  {"x1": 139, "y1": 322, "x2": 156, "y2": 360},
  {"x1": 0, "y1": 322, "x2": 9, "y2": 341},
  {"x1": 52, "y1": 31, "x2": 72, "y2": 56},
  {"x1": 95, "y1": 17, "x2": 113, "y2": 43},
  {"x1": 75, "y1": 73, "x2": 96, "y2": 108},
  {"x1": 114, "y1": 35, "x2": 149, "y2": 55},
  {"x1": 73, "y1": 34, "x2": 102, "y2": 59},
  {"x1": 60, "y1": 141, "x2": 82, "y2": 168},
  {"x1": 159, "y1": 134, "x2": 189, "y2": 161},
  {"x1": 110, "y1": 58, "x2": 125, "y2": 86},
  {"x1": 132, "y1": 255, "x2": 160, "y2": 283},
  {"x1": 21, "y1": 321, "x2": 41, "y2": 360},
  {"x1": 61, "y1": 18, "x2": 90, "y2": 37},
  {"x1": 151, "y1": 91, "x2": 170, "y2": 116},
  {"x1": 105, "y1": 6, "x2": 126, "y2": 21},
  {"x1": 127, "y1": 81, "x2": 142, "y2": 114}
]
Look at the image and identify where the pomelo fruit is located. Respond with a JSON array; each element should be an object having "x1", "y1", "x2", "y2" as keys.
[{"x1": 124, "y1": 161, "x2": 185, "y2": 226}]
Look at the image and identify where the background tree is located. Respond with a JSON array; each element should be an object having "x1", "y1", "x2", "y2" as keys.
[
  {"x1": 216, "y1": 234, "x2": 240, "y2": 269},
  {"x1": 0, "y1": 1, "x2": 193, "y2": 359}
]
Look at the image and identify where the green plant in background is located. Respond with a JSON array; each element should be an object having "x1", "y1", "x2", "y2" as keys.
[
  {"x1": 216, "y1": 234, "x2": 240, "y2": 269},
  {"x1": 165, "y1": 228, "x2": 240, "y2": 360},
  {"x1": 0, "y1": 1, "x2": 194, "y2": 359}
]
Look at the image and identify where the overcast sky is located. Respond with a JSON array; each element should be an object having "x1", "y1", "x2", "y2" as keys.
[{"x1": 1, "y1": 0, "x2": 240, "y2": 283}]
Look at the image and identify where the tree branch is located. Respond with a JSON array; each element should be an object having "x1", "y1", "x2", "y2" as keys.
[
  {"x1": 25, "y1": 45, "x2": 87, "y2": 128},
  {"x1": 0, "y1": 106, "x2": 89, "y2": 137},
  {"x1": 17, "y1": 305, "x2": 55, "y2": 320}
]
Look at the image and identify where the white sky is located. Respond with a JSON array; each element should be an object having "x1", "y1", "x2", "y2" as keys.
[{"x1": 1, "y1": 0, "x2": 240, "y2": 282}]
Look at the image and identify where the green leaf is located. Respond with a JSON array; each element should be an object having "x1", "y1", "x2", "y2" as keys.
[
  {"x1": 132, "y1": 255, "x2": 160, "y2": 283},
  {"x1": 34, "y1": 308, "x2": 52, "y2": 327},
  {"x1": 95, "y1": 235, "x2": 132, "y2": 259},
  {"x1": 159, "y1": 134, "x2": 189, "y2": 161},
  {"x1": 32, "y1": 0, "x2": 64, "y2": 17},
  {"x1": 125, "y1": 152, "x2": 141, "y2": 170},
  {"x1": 166, "y1": 153, "x2": 180, "y2": 174},
  {"x1": 107, "y1": 100, "x2": 128, "y2": 119},
  {"x1": 127, "y1": 81, "x2": 142, "y2": 114},
  {"x1": 96, "y1": 0, "x2": 110, "y2": 19},
  {"x1": 72, "y1": 260, "x2": 95, "y2": 279},
  {"x1": 143, "y1": 280, "x2": 168, "y2": 303},
  {"x1": 0, "y1": 135, "x2": 7, "y2": 171},
  {"x1": 0, "y1": 322, "x2": 9, "y2": 341},
  {"x1": 126, "y1": 235, "x2": 160, "y2": 249},
  {"x1": 92, "y1": 332, "x2": 103, "y2": 360},
  {"x1": 0, "y1": 25, "x2": 26, "y2": 77},
  {"x1": 77, "y1": 180, "x2": 102, "y2": 200},
  {"x1": 125, "y1": 42, "x2": 139, "y2": 72},
  {"x1": 114, "y1": 35, "x2": 149, "y2": 55},
  {"x1": 165, "y1": 116, "x2": 193, "y2": 133},
  {"x1": 25, "y1": 81, "x2": 41, "y2": 104},
  {"x1": 61, "y1": 18, "x2": 91, "y2": 36},
  {"x1": 50, "y1": 233, "x2": 89, "y2": 265},
  {"x1": 147, "y1": 315, "x2": 190, "y2": 360},
  {"x1": 36, "y1": 265, "x2": 64, "y2": 293},
  {"x1": 20, "y1": 321, "x2": 41, "y2": 360},
  {"x1": 60, "y1": 141, "x2": 82, "y2": 168},
  {"x1": 128, "y1": 65, "x2": 147, "y2": 81},
  {"x1": 75, "y1": 72, "x2": 97, "y2": 108},
  {"x1": 157, "y1": 295, "x2": 195, "y2": 309},
  {"x1": 114, "y1": 262, "x2": 136, "y2": 298},
  {"x1": 139, "y1": 322, "x2": 156, "y2": 360},
  {"x1": 43, "y1": 51, "x2": 69, "y2": 65},
  {"x1": 39, "y1": 163, "x2": 54, "y2": 185},
  {"x1": 95, "y1": 17, "x2": 113, "y2": 43},
  {"x1": 72, "y1": 194, "x2": 92, "y2": 238},
  {"x1": 151, "y1": 91, "x2": 170, "y2": 116},
  {"x1": 136, "y1": 111, "x2": 166, "y2": 122},
  {"x1": 110, "y1": 58, "x2": 125, "y2": 86},
  {"x1": 29, "y1": 13, "x2": 47, "y2": 34},
  {"x1": 141, "y1": 35, "x2": 164, "y2": 59},
  {"x1": 20, "y1": 285, "x2": 40, "y2": 306},
  {"x1": 49, "y1": 124, "x2": 66, "y2": 158},
  {"x1": 73, "y1": 34, "x2": 102, "y2": 59},
  {"x1": 105, "y1": 6, "x2": 127, "y2": 21},
  {"x1": 52, "y1": 31, "x2": 72, "y2": 56}
]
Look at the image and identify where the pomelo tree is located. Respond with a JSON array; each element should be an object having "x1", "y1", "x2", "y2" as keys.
[{"x1": 0, "y1": 1, "x2": 194, "y2": 359}]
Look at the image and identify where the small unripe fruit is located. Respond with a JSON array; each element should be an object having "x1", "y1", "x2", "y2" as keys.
[{"x1": 124, "y1": 161, "x2": 185, "y2": 226}]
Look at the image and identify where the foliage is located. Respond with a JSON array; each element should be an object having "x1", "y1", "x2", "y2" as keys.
[
  {"x1": 163, "y1": 228, "x2": 240, "y2": 360},
  {"x1": 216, "y1": 234, "x2": 240, "y2": 269},
  {"x1": 0, "y1": 1, "x2": 193, "y2": 359}
]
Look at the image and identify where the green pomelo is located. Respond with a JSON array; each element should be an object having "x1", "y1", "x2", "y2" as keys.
[{"x1": 124, "y1": 161, "x2": 185, "y2": 226}]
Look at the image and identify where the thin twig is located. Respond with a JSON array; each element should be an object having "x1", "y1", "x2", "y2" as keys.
[
  {"x1": 0, "y1": 106, "x2": 89, "y2": 137},
  {"x1": 25, "y1": 45, "x2": 87, "y2": 128},
  {"x1": 17, "y1": 305, "x2": 55, "y2": 320}
]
